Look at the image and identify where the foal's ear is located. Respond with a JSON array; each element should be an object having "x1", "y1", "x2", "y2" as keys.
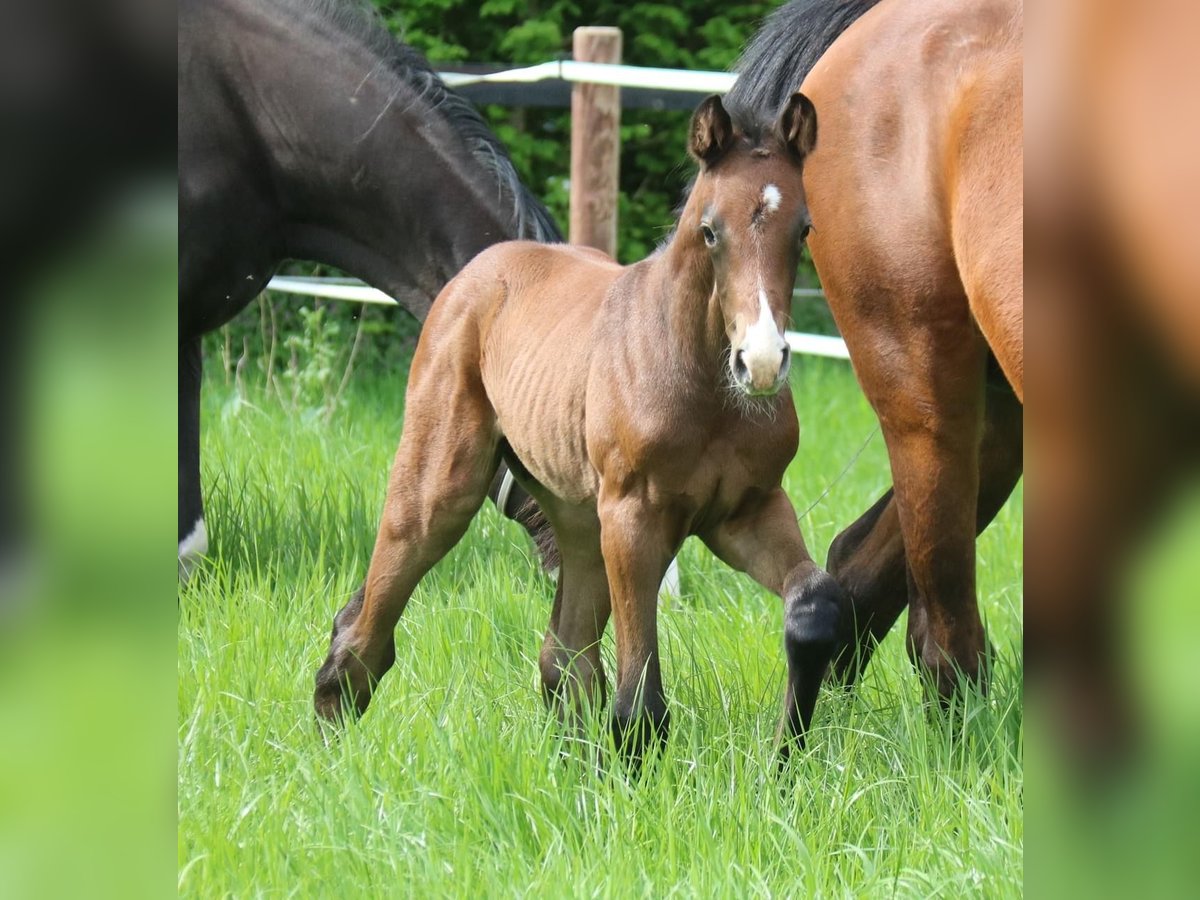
[
  {"x1": 777, "y1": 92, "x2": 817, "y2": 159},
  {"x1": 689, "y1": 95, "x2": 735, "y2": 166}
]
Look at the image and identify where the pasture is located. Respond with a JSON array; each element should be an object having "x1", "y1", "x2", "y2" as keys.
[{"x1": 178, "y1": 356, "x2": 1022, "y2": 897}]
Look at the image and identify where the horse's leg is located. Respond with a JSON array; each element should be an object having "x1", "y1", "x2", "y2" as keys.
[
  {"x1": 539, "y1": 519, "x2": 611, "y2": 735},
  {"x1": 178, "y1": 336, "x2": 207, "y2": 580},
  {"x1": 827, "y1": 377, "x2": 1023, "y2": 684},
  {"x1": 597, "y1": 491, "x2": 675, "y2": 761},
  {"x1": 701, "y1": 488, "x2": 844, "y2": 760},
  {"x1": 313, "y1": 355, "x2": 501, "y2": 723},
  {"x1": 833, "y1": 280, "x2": 991, "y2": 702},
  {"x1": 887, "y1": 333, "x2": 988, "y2": 701}
]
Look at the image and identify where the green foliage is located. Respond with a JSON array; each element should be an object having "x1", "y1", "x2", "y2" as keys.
[{"x1": 279, "y1": 306, "x2": 343, "y2": 418}]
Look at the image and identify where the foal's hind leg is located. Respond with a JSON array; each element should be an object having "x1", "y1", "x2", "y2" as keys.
[
  {"x1": 538, "y1": 516, "x2": 611, "y2": 737},
  {"x1": 314, "y1": 351, "x2": 501, "y2": 723},
  {"x1": 827, "y1": 378, "x2": 1023, "y2": 685}
]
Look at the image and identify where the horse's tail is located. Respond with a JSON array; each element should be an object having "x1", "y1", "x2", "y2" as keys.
[{"x1": 725, "y1": 0, "x2": 883, "y2": 122}]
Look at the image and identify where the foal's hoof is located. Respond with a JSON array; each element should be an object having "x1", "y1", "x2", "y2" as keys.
[
  {"x1": 778, "y1": 569, "x2": 846, "y2": 750},
  {"x1": 312, "y1": 636, "x2": 393, "y2": 728},
  {"x1": 784, "y1": 569, "x2": 843, "y2": 657},
  {"x1": 313, "y1": 656, "x2": 371, "y2": 727},
  {"x1": 611, "y1": 707, "x2": 671, "y2": 767}
]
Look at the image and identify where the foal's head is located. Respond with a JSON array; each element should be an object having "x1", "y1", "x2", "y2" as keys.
[{"x1": 685, "y1": 92, "x2": 817, "y2": 398}]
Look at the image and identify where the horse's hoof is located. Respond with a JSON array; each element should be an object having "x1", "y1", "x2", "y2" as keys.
[
  {"x1": 784, "y1": 569, "x2": 843, "y2": 655},
  {"x1": 312, "y1": 643, "x2": 380, "y2": 727},
  {"x1": 611, "y1": 706, "x2": 670, "y2": 766}
]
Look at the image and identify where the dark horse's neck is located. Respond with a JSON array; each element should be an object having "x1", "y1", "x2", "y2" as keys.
[
  {"x1": 266, "y1": 1, "x2": 555, "y2": 312},
  {"x1": 179, "y1": 0, "x2": 558, "y2": 332}
]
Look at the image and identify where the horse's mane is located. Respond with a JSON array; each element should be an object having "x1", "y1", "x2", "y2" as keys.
[
  {"x1": 271, "y1": 0, "x2": 562, "y2": 243},
  {"x1": 724, "y1": 0, "x2": 883, "y2": 123}
]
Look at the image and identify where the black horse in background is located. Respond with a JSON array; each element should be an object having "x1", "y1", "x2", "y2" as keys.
[{"x1": 179, "y1": 0, "x2": 560, "y2": 576}]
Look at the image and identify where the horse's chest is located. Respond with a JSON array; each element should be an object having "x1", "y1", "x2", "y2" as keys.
[
  {"x1": 683, "y1": 437, "x2": 790, "y2": 521},
  {"x1": 592, "y1": 406, "x2": 797, "y2": 523}
]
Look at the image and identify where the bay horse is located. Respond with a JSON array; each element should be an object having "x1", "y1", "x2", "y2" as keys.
[
  {"x1": 179, "y1": 0, "x2": 559, "y2": 578},
  {"x1": 314, "y1": 93, "x2": 845, "y2": 760},
  {"x1": 726, "y1": 0, "x2": 1023, "y2": 702}
]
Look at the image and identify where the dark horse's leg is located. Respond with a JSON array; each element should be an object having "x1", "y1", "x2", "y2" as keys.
[
  {"x1": 701, "y1": 488, "x2": 845, "y2": 762},
  {"x1": 827, "y1": 376, "x2": 1022, "y2": 685},
  {"x1": 178, "y1": 336, "x2": 207, "y2": 579},
  {"x1": 0, "y1": 307, "x2": 30, "y2": 587}
]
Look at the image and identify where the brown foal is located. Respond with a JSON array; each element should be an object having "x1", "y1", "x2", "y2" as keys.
[{"x1": 314, "y1": 93, "x2": 845, "y2": 760}]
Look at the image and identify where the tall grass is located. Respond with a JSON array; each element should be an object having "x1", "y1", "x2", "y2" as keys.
[{"x1": 179, "y1": 357, "x2": 1022, "y2": 897}]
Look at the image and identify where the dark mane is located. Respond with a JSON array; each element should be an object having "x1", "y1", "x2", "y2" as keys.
[
  {"x1": 273, "y1": 0, "x2": 562, "y2": 243},
  {"x1": 724, "y1": 0, "x2": 882, "y2": 124}
]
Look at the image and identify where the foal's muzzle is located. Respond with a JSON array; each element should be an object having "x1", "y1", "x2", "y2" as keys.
[{"x1": 733, "y1": 342, "x2": 791, "y2": 396}]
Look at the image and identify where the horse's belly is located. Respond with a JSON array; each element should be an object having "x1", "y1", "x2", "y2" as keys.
[{"x1": 485, "y1": 352, "x2": 597, "y2": 505}]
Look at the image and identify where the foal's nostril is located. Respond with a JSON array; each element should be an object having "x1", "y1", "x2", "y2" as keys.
[
  {"x1": 733, "y1": 349, "x2": 749, "y2": 383},
  {"x1": 780, "y1": 345, "x2": 791, "y2": 372}
]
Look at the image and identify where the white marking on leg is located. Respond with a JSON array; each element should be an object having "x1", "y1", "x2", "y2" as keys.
[
  {"x1": 178, "y1": 517, "x2": 208, "y2": 581},
  {"x1": 761, "y1": 184, "x2": 781, "y2": 213},
  {"x1": 496, "y1": 468, "x2": 517, "y2": 518},
  {"x1": 659, "y1": 556, "x2": 681, "y2": 599}
]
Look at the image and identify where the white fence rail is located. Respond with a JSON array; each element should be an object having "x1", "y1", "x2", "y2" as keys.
[
  {"x1": 265, "y1": 277, "x2": 849, "y2": 360},
  {"x1": 441, "y1": 60, "x2": 738, "y2": 94}
]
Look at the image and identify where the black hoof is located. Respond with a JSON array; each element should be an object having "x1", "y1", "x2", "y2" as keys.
[
  {"x1": 784, "y1": 569, "x2": 843, "y2": 655},
  {"x1": 780, "y1": 568, "x2": 846, "y2": 749},
  {"x1": 611, "y1": 706, "x2": 670, "y2": 766}
]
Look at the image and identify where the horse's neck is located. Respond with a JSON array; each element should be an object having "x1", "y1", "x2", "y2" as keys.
[
  {"x1": 645, "y1": 228, "x2": 727, "y2": 384},
  {"x1": 261, "y1": 22, "x2": 517, "y2": 315}
]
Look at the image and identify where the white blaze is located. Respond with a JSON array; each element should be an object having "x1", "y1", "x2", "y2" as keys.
[
  {"x1": 762, "y1": 184, "x2": 782, "y2": 214},
  {"x1": 736, "y1": 288, "x2": 789, "y2": 391}
]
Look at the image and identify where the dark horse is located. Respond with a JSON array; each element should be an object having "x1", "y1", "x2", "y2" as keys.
[
  {"x1": 179, "y1": 0, "x2": 559, "y2": 575},
  {"x1": 726, "y1": 0, "x2": 1023, "y2": 701}
]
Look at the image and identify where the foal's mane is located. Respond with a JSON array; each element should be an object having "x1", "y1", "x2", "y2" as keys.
[
  {"x1": 724, "y1": 0, "x2": 882, "y2": 121},
  {"x1": 272, "y1": 0, "x2": 562, "y2": 243}
]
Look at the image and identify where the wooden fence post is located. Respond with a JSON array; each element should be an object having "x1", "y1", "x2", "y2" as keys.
[{"x1": 569, "y1": 27, "x2": 622, "y2": 257}]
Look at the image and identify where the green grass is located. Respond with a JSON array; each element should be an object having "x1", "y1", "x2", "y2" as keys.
[{"x1": 179, "y1": 356, "x2": 1022, "y2": 897}]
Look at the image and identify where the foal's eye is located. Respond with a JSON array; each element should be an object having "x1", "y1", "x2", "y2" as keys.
[
  {"x1": 700, "y1": 224, "x2": 717, "y2": 247},
  {"x1": 799, "y1": 222, "x2": 813, "y2": 244}
]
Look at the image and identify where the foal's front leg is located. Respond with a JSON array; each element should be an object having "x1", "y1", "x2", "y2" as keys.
[
  {"x1": 701, "y1": 488, "x2": 845, "y2": 761},
  {"x1": 597, "y1": 490, "x2": 675, "y2": 762}
]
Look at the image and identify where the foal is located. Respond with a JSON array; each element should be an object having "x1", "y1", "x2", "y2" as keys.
[{"x1": 315, "y1": 93, "x2": 845, "y2": 760}]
